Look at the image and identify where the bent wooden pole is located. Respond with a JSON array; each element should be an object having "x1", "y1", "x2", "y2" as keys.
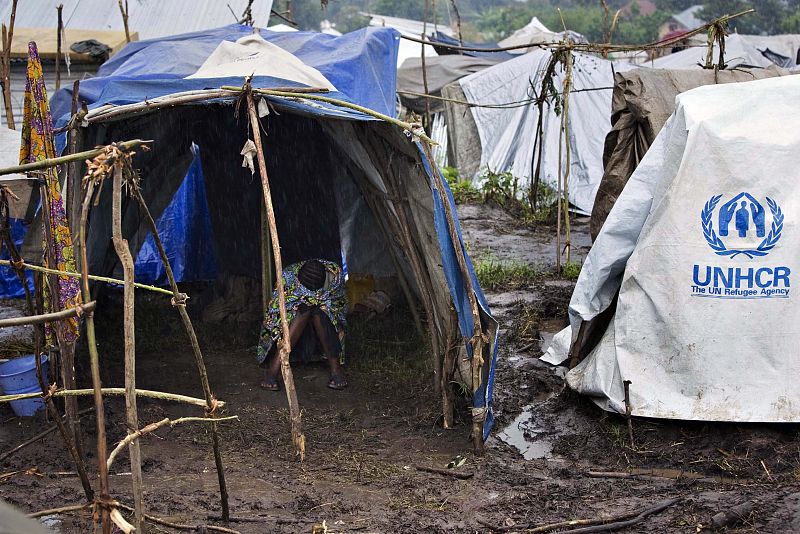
[
  {"x1": 110, "y1": 162, "x2": 145, "y2": 532},
  {"x1": 79, "y1": 180, "x2": 113, "y2": 534},
  {"x1": 245, "y1": 86, "x2": 306, "y2": 460},
  {"x1": 131, "y1": 187, "x2": 231, "y2": 522}
]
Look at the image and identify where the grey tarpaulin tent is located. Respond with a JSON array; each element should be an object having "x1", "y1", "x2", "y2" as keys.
[{"x1": 591, "y1": 66, "x2": 793, "y2": 240}]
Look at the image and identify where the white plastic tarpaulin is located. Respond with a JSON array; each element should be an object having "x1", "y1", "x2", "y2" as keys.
[
  {"x1": 650, "y1": 33, "x2": 774, "y2": 69},
  {"x1": 545, "y1": 75, "x2": 800, "y2": 422},
  {"x1": 459, "y1": 49, "x2": 633, "y2": 214},
  {"x1": 187, "y1": 34, "x2": 336, "y2": 91}
]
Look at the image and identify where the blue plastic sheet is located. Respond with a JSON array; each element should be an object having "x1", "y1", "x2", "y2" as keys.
[
  {"x1": 0, "y1": 219, "x2": 33, "y2": 298},
  {"x1": 134, "y1": 144, "x2": 217, "y2": 286},
  {"x1": 51, "y1": 24, "x2": 400, "y2": 125},
  {"x1": 418, "y1": 143, "x2": 498, "y2": 440}
]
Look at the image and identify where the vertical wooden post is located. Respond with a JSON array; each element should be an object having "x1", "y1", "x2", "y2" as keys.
[
  {"x1": 55, "y1": 4, "x2": 63, "y2": 91},
  {"x1": 118, "y1": 0, "x2": 131, "y2": 43},
  {"x1": 245, "y1": 87, "x2": 305, "y2": 460},
  {"x1": 421, "y1": 0, "x2": 431, "y2": 130},
  {"x1": 1, "y1": 0, "x2": 18, "y2": 129},
  {"x1": 79, "y1": 181, "x2": 112, "y2": 534},
  {"x1": 110, "y1": 162, "x2": 145, "y2": 532},
  {"x1": 131, "y1": 187, "x2": 230, "y2": 522}
]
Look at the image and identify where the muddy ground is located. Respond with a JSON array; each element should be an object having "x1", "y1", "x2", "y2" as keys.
[{"x1": 1, "y1": 203, "x2": 800, "y2": 533}]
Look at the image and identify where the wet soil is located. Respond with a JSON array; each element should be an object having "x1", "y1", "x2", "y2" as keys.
[{"x1": 1, "y1": 203, "x2": 799, "y2": 533}]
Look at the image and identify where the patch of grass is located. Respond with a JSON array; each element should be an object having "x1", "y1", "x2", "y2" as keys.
[
  {"x1": 561, "y1": 261, "x2": 582, "y2": 280},
  {"x1": 473, "y1": 254, "x2": 543, "y2": 291},
  {"x1": 506, "y1": 302, "x2": 541, "y2": 345},
  {"x1": 346, "y1": 301, "x2": 433, "y2": 397},
  {"x1": 443, "y1": 166, "x2": 481, "y2": 204}
]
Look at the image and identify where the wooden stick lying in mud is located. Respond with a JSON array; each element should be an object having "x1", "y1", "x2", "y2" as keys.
[
  {"x1": 106, "y1": 416, "x2": 239, "y2": 470},
  {"x1": 131, "y1": 186, "x2": 232, "y2": 522},
  {"x1": 585, "y1": 469, "x2": 743, "y2": 484},
  {"x1": 555, "y1": 497, "x2": 683, "y2": 534},
  {"x1": 245, "y1": 82, "x2": 306, "y2": 461},
  {"x1": 0, "y1": 387, "x2": 220, "y2": 407},
  {"x1": 0, "y1": 407, "x2": 94, "y2": 463},
  {"x1": 27, "y1": 503, "x2": 90, "y2": 518},
  {"x1": 116, "y1": 503, "x2": 242, "y2": 534},
  {"x1": 415, "y1": 465, "x2": 474, "y2": 480},
  {"x1": 477, "y1": 497, "x2": 682, "y2": 533}
]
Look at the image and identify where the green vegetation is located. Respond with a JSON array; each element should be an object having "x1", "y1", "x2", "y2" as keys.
[
  {"x1": 561, "y1": 261, "x2": 582, "y2": 280},
  {"x1": 443, "y1": 166, "x2": 481, "y2": 204},
  {"x1": 473, "y1": 253, "x2": 543, "y2": 291},
  {"x1": 278, "y1": 1, "x2": 794, "y2": 48}
]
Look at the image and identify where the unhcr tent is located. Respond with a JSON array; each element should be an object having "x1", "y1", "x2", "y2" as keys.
[
  {"x1": 456, "y1": 49, "x2": 634, "y2": 213},
  {"x1": 43, "y1": 24, "x2": 498, "y2": 440},
  {"x1": 592, "y1": 66, "x2": 792, "y2": 239},
  {"x1": 546, "y1": 75, "x2": 800, "y2": 422}
]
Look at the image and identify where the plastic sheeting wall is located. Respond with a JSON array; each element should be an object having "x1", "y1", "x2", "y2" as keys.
[{"x1": 458, "y1": 49, "x2": 634, "y2": 213}]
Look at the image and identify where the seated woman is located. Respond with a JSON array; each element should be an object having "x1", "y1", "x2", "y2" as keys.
[{"x1": 257, "y1": 259, "x2": 348, "y2": 391}]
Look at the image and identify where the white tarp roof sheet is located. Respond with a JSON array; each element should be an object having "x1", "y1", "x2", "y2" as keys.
[
  {"x1": 650, "y1": 33, "x2": 773, "y2": 69},
  {"x1": 546, "y1": 74, "x2": 800, "y2": 422},
  {"x1": 498, "y1": 16, "x2": 585, "y2": 51},
  {"x1": 187, "y1": 34, "x2": 336, "y2": 90},
  {"x1": 458, "y1": 49, "x2": 634, "y2": 213},
  {"x1": 364, "y1": 12, "x2": 452, "y2": 68}
]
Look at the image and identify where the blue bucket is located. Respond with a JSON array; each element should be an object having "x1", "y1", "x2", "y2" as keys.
[
  {"x1": 8, "y1": 383, "x2": 45, "y2": 417},
  {"x1": 0, "y1": 355, "x2": 48, "y2": 417}
]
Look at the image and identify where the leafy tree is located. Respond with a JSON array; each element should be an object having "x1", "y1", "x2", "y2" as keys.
[{"x1": 700, "y1": 0, "x2": 792, "y2": 35}]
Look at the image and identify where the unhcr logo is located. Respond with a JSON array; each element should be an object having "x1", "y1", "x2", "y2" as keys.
[{"x1": 691, "y1": 192, "x2": 790, "y2": 299}]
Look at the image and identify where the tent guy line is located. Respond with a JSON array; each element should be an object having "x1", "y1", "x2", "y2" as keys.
[{"x1": 398, "y1": 86, "x2": 616, "y2": 110}]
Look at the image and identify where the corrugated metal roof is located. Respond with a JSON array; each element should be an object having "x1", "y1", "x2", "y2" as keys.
[
  {"x1": 672, "y1": 5, "x2": 705, "y2": 31},
  {"x1": 0, "y1": 0, "x2": 274, "y2": 40}
]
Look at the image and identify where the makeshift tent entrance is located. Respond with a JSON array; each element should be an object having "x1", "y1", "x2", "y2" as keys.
[
  {"x1": 43, "y1": 24, "x2": 499, "y2": 441},
  {"x1": 546, "y1": 75, "x2": 800, "y2": 422}
]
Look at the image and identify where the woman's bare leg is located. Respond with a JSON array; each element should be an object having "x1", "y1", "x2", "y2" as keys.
[
  {"x1": 263, "y1": 311, "x2": 312, "y2": 386},
  {"x1": 311, "y1": 312, "x2": 346, "y2": 387}
]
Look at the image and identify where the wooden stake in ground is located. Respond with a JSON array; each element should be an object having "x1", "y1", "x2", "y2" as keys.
[
  {"x1": 245, "y1": 86, "x2": 306, "y2": 460},
  {"x1": 29, "y1": 272, "x2": 94, "y2": 502},
  {"x1": 560, "y1": 47, "x2": 574, "y2": 267},
  {"x1": 110, "y1": 161, "x2": 145, "y2": 532},
  {"x1": 0, "y1": 0, "x2": 17, "y2": 129},
  {"x1": 131, "y1": 187, "x2": 230, "y2": 521},
  {"x1": 77, "y1": 179, "x2": 112, "y2": 534}
]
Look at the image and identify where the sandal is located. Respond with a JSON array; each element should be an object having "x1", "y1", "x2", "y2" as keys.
[
  {"x1": 260, "y1": 378, "x2": 280, "y2": 391},
  {"x1": 327, "y1": 374, "x2": 348, "y2": 390}
]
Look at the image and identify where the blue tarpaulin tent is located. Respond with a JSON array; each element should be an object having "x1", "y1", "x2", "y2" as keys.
[{"x1": 28, "y1": 24, "x2": 499, "y2": 440}]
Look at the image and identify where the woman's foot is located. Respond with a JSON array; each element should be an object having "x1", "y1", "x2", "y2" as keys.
[
  {"x1": 260, "y1": 377, "x2": 280, "y2": 391},
  {"x1": 327, "y1": 373, "x2": 348, "y2": 390}
]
